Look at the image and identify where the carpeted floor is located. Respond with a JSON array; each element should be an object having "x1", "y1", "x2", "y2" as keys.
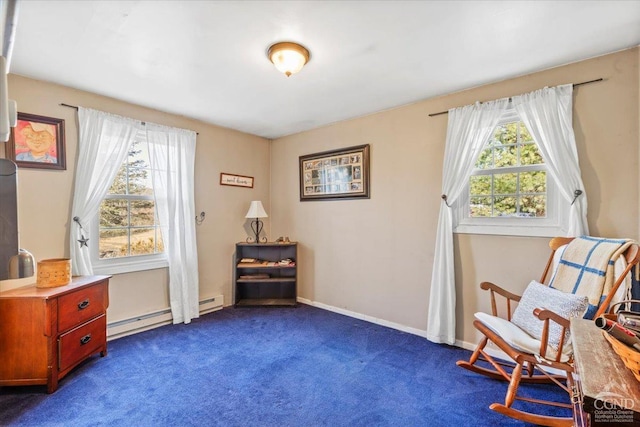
[{"x1": 0, "y1": 304, "x2": 571, "y2": 426}]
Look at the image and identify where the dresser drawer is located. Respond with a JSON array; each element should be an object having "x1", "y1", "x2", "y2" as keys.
[
  {"x1": 58, "y1": 282, "x2": 106, "y2": 332},
  {"x1": 58, "y1": 314, "x2": 106, "y2": 372}
]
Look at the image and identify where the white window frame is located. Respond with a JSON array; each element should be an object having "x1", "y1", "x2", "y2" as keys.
[
  {"x1": 453, "y1": 109, "x2": 569, "y2": 238},
  {"x1": 91, "y1": 135, "x2": 168, "y2": 275}
]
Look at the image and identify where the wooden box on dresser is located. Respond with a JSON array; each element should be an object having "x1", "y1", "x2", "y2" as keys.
[{"x1": 0, "y1": 275, "x2": 111, "y2": 393}]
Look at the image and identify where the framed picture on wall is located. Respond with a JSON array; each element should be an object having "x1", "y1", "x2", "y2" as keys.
[
  {"x1": 299, "y1": 144, "x2": 370, "y2": 201},
  {"x1": 5, "y1": 112, "x2": 66, "y2": 170}
]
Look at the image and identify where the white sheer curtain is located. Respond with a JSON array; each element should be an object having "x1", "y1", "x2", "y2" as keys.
[
  {"x1": 70, "y1": 108, "x2": 142, "y2": 275},
  {"x1": 147, "y1": 124, "x2": 199, "y2": 324},
  {"x1": 427, "y1": 99, "x2": 510, "y2": 344},
  {"x1": 512, "y1": 84, "x2": 588, "y2": 236}
]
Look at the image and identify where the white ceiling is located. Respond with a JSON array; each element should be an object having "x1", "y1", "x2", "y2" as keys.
[{"x1": 8, "y1": 0, "x2": 640, "y2": 139}]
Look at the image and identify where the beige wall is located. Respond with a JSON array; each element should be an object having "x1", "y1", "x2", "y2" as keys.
[
  {"x1": 1, "y1": 48, "x2": 637, "y2": 346},
  {"x1": 0, "y1": 75, "x2": 271, "y2": 324},
  {"x1": 270, "y1": 48, "x2": 639, "y2": 346}
]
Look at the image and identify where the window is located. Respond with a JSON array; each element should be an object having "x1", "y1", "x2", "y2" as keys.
[
  {"x1": 91, "y1": 135, "x2": 167, "y2": 274},
  {"x1": 454, "y1": 110, "x2": 568, "y2": 237}
]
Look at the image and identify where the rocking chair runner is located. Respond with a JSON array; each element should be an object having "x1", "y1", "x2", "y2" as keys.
[{"x1": 457, "y1": 236, "x2": 640, "y2": 427}]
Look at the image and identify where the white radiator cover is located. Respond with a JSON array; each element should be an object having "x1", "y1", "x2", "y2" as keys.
[{"x1": 107, "y1": 294, "x2": 223, "y2": 340}]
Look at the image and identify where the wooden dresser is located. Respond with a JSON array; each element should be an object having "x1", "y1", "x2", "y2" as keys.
[
  {"x1": 0, "y1": 275, "x2": 110, "y2": 393},
  {"x1": 571, "y1": 317, "x2": 640, "y2": 426}
]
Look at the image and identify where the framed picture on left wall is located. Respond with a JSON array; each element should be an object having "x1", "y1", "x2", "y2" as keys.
[{"x1": 5, "y1": 112, "x2": 66, "y2": 170}]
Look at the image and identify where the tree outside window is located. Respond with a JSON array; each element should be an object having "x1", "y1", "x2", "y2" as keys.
[
  {"x1": 98, "y1": 139, "x2": 164, "y2": 259},
  {"x1": 453, "y1": 108, "x2": 569, "y2": 238},
  {"x1": 469, "y1": 121, "x2": 547, "y2": 219}
]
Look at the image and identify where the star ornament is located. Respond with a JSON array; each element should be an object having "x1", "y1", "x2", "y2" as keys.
[{"x1": 78, "y1": 234, "x2": 89, "y2": 248}]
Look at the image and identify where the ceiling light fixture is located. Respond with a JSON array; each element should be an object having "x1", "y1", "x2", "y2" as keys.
[{"x1": 267, "y1": 42, "x2": 310, "y2": 77}]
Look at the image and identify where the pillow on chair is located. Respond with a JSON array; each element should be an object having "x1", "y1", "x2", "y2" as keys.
[{"x1": 512, "y1": 280, "x2": 589, "y2": 350}]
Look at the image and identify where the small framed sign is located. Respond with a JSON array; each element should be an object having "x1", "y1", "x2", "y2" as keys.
[{"x1": 220, "y1": 173, "x2": 254, "y2": 188}]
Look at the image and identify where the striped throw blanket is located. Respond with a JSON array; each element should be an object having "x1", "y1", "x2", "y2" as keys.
[{"x1": 549, "y1": 236, "x2": 631, "y2": 319}]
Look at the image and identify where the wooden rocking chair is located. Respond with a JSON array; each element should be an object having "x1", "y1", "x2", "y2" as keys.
[{"x1": 457, "y1": 236, "x2": 640, "y2": 427}]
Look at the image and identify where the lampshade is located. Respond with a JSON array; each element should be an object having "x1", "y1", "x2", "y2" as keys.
[
  {"x1": 245, "y1": 201, "x2": 268, "y2": 218},
  {"x1": 8, "y1": 248, "x2": 35, "y2": 279},
  {"x1": 267, "y1": 42, "x2": 310, "y2": 77}
]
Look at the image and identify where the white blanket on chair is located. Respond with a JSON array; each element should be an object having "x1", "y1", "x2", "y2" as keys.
[{"x1": 549, "y1": 236, "x2": 631, "y2": 318}]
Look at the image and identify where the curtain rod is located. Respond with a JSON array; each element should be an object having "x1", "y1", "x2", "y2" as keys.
[
  {"x1": 59, "y1": 103, "x2": 199, "y2": 135},
  {"x1": 428, "y1": 78, "x2": 603, "y2": 117},
  {"x1": 60, "y1": 103, "x2": 79, "y2": 110}
]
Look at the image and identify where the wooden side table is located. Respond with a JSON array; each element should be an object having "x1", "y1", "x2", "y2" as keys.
[{"x1": 571, "y1": 317, "x2": 640, "y2": 426}]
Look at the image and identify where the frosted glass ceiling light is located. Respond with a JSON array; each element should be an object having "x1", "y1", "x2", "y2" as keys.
[{"x1": 267, "y1": 42, "x2": 310, "y2": 77}]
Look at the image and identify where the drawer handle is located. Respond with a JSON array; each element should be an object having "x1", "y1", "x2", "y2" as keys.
[
  {"x1": 80, "y1": 334, "x2": 92, "y2": 345},
  {"x1": 78, "y1": 299, "x2": 90, "y2": 310}
]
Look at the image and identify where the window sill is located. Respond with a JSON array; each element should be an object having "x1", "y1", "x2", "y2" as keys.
[
  {"x1": 92, "y1": 255, "x2": 168, "y2": 275},
  {"x1": 454, "y1": 223, "x2": 566, "y2": 238}
]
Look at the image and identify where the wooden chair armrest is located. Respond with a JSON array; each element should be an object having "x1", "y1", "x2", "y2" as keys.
[
  {"x1": 480, "y1": 281, "x2": 522, "y2": 318},
  {"x1": 533, "y1": 308, "x2": 570, "y2": 329},
  {"x1": 480, "y1": 281, "x2": 522, "y2": 302},
  {"x1": 533, "y1": 308, "x2": 571, "y2": 361}
]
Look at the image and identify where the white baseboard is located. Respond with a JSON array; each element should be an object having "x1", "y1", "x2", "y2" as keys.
[
  {"x1": 297, "y1": 297, "x2": 431, "y2": 339},
  {"x1": 107, "y1": 294, "x2": 224, "y2": 340},
  {"x1": 199, "y1": 295, "x2": 223, "y2": 315},
  {"x1": 297, "y1": 296, "x2": 565, "y2": 376}
]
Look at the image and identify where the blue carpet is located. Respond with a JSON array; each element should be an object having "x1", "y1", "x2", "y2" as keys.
[{"x1": 0, "y1": 304, "x2": 571, "y2": 426}]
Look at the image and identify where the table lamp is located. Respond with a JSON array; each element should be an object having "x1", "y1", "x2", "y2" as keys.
[{"x1": 245, "y1": 201, "x2": 268, "y2": 243}]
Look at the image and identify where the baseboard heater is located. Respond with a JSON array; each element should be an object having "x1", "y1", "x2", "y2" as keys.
[{"x1": 107, "y1": 294, "x2": 223, "y2": 340}]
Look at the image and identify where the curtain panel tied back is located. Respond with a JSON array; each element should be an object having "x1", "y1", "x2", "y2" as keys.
[
  {"x1": 511, "y1": 84, "x2": 588, "y2": 236},
  {"x1": 426, "y1": 99, "x2": 509, "y2": 344},
  {"x1": 70, "y1": 108, "x2": 142, "y2": 276}
]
